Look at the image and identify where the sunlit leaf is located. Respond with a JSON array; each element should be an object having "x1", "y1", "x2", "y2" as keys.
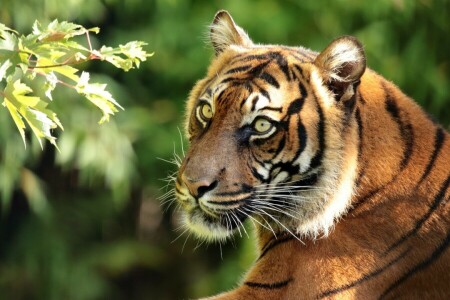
[
  {"x1": 44, "y1": 71, "x2": 58, "y2": 100},
  {"x1": 93, "y1": 41, "x2": 152, "y2": 71},
  {"x1": 0, "y1": 19, "x2": 151, "y2": 148},
  {"x1": 0, "y1": 59, "x2": 13, "y2": 81},
  {"x1": 75, "y1": 72, "x2": 123, "y2": 123},
  {"x1": 3, "y1": 79, "x2": 62, "y2": 148}
]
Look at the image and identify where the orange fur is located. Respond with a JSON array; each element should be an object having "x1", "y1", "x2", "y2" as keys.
[{"x1": 174, "y1": 11, "x2": 450, "y2": 299}]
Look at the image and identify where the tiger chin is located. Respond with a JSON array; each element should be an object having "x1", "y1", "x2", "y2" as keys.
[{"x1": 173, "y1": 10, "x2": 450, "y2": 300}]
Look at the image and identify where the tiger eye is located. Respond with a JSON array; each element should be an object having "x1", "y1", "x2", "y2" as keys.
[
  {"x1": 254, "y1": 118, "x2": 273, "y2": 134},
  {"x1": 200, "y1": 103, "x2": 213, "y2": 120}
]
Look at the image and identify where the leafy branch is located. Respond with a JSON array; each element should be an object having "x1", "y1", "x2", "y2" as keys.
[{"x1": 0, "y1": 20, "x2": 152, "y2": 148}]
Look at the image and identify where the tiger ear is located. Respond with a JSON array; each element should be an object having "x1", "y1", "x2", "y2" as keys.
[
  {"x1": 314, "y1": 36, "x2": 366, "y2": 101},
  {"x1": 210, "y1": 10, "x2": 253, "y2": 56}
]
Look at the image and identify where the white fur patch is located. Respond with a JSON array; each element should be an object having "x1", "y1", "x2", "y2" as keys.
[{"x1": 293, "y1": 68, "x2": 358, "y2": 239}]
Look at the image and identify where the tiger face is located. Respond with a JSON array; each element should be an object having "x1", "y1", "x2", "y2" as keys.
[{"x1": 175, "y1": 11, "x2": 365, "y2": 241}]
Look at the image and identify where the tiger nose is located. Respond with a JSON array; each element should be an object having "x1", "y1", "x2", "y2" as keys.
[{"x1": 182, "y1": 174, "x2": 218, "y2": 199}]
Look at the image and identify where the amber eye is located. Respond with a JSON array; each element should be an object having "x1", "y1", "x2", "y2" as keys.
[
  {"x1": 253, "y1": 118, "x2": 273, "y2": 134},
  {"x1": 199, "y1": 103, "x2": 213, "y2": 121}
]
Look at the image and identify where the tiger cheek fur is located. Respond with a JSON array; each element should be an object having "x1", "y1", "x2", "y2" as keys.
[{"x1": 173, "y1": 10, "x2": 450, "y2": 300}]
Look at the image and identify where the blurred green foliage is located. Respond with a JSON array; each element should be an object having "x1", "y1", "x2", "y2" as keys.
[{"x1": 0, "y1": 0, "x2": 449, "y2": 299}]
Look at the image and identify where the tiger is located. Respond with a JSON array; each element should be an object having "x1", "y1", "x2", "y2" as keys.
[{"x1": 173, "y1": 10, "x2": 450, "y2": 299}]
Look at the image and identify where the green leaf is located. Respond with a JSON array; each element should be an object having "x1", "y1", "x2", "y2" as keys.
[
  {"x1": 44, "y1": 71, "x2": 58, "y2": 100},
  {"x1": 33, "y1": 20, "x2": 96, "y2": 42},
  {"x1": 0, "y1": 59, "x2": 13, "y2": 81},
  {"x1": 75, "y1": 72, "x2": 123, "y2": 123},
  {"x1": 35, "y1": 57, "x2": 80, "y2": 81},
  {"x1": 0, "y1": 30, "x2": 20, "y2": 65},
  {"x1": 3, "y1": 99, "x2": 26, "y2": 146},
  {"x1": 2, "y1": 79, "x2": 63, "y2": 147},
  {"x1": 0, "y1": 23, "x2": 17, "y2": 34},
  {"x1": 93, "y1": 41, "x2": 152, "y2": 71},
  {"x1": 1, "y1": 19, "x2": 152, "y2": 148}
]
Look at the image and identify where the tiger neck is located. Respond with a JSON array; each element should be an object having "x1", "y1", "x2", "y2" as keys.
[
  {"x1": 256, "y1": 70, "x2": 445, "y2": 250},
  {"x1": 348, "y1": 72, "x2": 434, "y2": 215}
]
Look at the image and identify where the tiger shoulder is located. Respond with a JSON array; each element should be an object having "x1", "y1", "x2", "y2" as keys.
[{"x1": 172, "y1": 10, "x2": 450, "y2": 300}]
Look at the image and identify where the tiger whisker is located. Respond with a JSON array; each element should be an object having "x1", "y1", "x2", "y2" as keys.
[
  {"x1": 163, "y1": 199, "x2": 177, "y2": 213},
  {"x1": 194, "y1": 238, "x2": 206, "y2": 252},
  {"x1": 252, "y1": 207, "x2": 304, "y2": 245},
  {"x1": 232, "y1": 211, "x2": 250, "y2": 238},
  {"x1": 177, "y1": 127, "x2": 186, "y2": 158},
  {"x1": 252, "y1": 203, "x2": 301, "y2": 221},
  {"x1": 229, "y1": 212, "x2": 243, "y2": 238},
  {"x1": 228, "y1": 213, "x2": 242, "y2": 238},
  {"x1": 251, "y1": 200, "x2": 300, "y2": 216},
  {"x1": 259, "y1": 195, "x2": 326, "y2": 201},
  {"x1": 238, "y1": 207, "x2": 276, "y2": 236},
  {"x1": 254, "y1": 195, "x2": 321, "y2": 203},
  {"x1": 181, "y1": 232, "x2": 192, "y2": 254},
  {"x1": 245, "y1": 206, "x2": 278, "y2": 238},
  {"x1": 158, "y1": 190, "x2": 176, "y2": 201},
  {"x1": 251, "y1": 197, "x2": 300, "y2": 209},
  {"x1": 171, "y1": 226, "x2": 190, "y2": 244}
]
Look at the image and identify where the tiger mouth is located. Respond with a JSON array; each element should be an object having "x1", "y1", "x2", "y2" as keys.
[{"x1": 191, "y1": 200, "x2": 250, "y2": 231}]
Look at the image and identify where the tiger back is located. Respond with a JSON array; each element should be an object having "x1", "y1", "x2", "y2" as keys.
[{"x1": 174, "y1": 10, "x2": 450, "y2": 299}]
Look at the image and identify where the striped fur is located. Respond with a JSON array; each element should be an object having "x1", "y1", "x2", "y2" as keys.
[{"x1": 174, "y1": 11, "x2": 450, "y2": 299}]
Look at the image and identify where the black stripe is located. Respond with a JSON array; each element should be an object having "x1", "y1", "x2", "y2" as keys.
[
  {"x1": 355, "y1": 108, "x2": 363, "y2": 159},
  {"x1": 254, "y1": 82, "x2": 270, "y2": 100},
  {"x1": 215, "y1": 189, "x2": 253, "y2": 197},
  {"x1": 242, "y1": 82, "x2": 253, "y2": 93},
  {"x1": 359, "y1": 93, "x2": 367, "y2": 104},
  {"x1": 299, "y1": 81, "x2": 308, "y2": 99},
  {"x1": 225, "y1": 64, "x2": 253, "y2": 74},
  {"x1": 272, "y1": 135, "x2": 286, "y2": 159},
  {"x1": 418, "y1": 127, "x2": 445, "y2": 184},
  {"x1": 276, "y1": 55, "x2": 291, "y2": 80},
  {"x1": 219, "y1": 77, "x2": 238, "y2": 85},
  {"x1": 251, "y1": 166, "x2": 267, "y2": 182},
  {"x1": 293, "y1": 117, "x2": 307, "y2": 161},
  {"x1": 259, "y1": 106, "x2": 283, "y2": 113},
  {"x1": 354, "y1": 108, "x2": 366, "y2": 187},
  {"x1": 400, "y1": 123, "x2": 414, "y2": 168},
  {"x1": 350, "y1": 186, "x2": 384, "y2": 212},
  {"x1": 318, "y1": 247, "x2": 410, "y2": 299},
  {"x1": 239, "y1": 97, "x2": 247, "y2": 111},
  {"x1": 291, "y1": 53, "x2": 308, "y2": 63},
  {"x1": 293, "y1": 64, "x2": 304, "y2": 78},
  {"x1": 380, "y1": 230, "x2": 450, "y2": 299},
  {"x1": 272, "y1": 162, "x2": 300, "y2": 178},
  {"x1": 232, "y1": 81, "x2": 254, "y2": 94},
  {"x1": 384, "y1": 87, "x2": 414, "y2": 169},
  {"x1": 287, "y1": 98, "x2": 305, "y2": 115},
  {"x1": 237, "y1": 54, "x2": 271, "y2": 62},
  {"x1": 309, "y1": 97, "x2": 325, "y2": 170},
  {"x1": 245, "y1": 278, "x2": 293, "y2": 289},
  {"x1": 248, "y1": 60, "x2": 271, "y2": 76},
  {"x1": 258, "y1": 234, "x2": 295, "y2": 260},
  {"x1": 259, "y1": 72, "x2": 280, "y2": 88},
  {"x1": 250, "y1": 150, "x2": 266, "y2": 169},
  {"x1": 385, "y1": 174, "x2": 450, "y2": 254},
  {"x1": 207, "y1": 197, "x2": 250, "y2": 206},
  {"x1": 293, "y1": 173, "x2": 319, "y2": 187},
  {"x1": 216, "y1": 90, "x2": 226, "y2": 103},
  {"x1": 250, "y1": 95, "x2": 260, "y2": 112}
]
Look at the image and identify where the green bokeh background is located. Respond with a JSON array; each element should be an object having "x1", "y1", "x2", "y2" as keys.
[{"x1": 0, "y1": 0, "x2": 449, "y2": 299}]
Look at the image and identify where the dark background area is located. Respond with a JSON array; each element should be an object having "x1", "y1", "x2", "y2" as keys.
[{"x1": 0, "y1": 0, "x2": 449, "y2": 299}]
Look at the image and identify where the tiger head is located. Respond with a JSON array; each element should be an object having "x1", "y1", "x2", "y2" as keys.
[{"x1": 175, "y1": 11, "x2": 366, "y2": 241}]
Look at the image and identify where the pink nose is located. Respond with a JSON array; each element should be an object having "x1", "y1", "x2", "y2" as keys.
[{"x1": 182, "y1": 174, "x2": 217, "y2": 199}]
